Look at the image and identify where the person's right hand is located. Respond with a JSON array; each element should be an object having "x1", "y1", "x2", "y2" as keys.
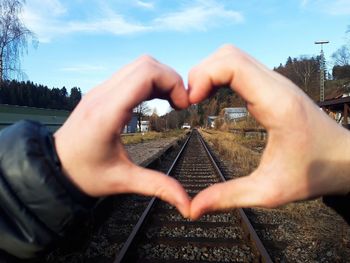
[
  {"x1": 54, "y1": 56, "x2": 191, "y2": 217},
  {"x1": 188, "y1": 44, "x2": 350, "y2": 219}
]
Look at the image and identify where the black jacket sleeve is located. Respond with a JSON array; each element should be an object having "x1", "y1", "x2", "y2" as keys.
[
  {"x1": 0, "y1": 120, "x2": 99, "y2": 259},
  {"x1": 323, "y1": 194, "x2": 350, "y2": 225}
]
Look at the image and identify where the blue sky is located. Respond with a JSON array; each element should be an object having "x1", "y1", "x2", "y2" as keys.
[{"x1": 21, "y1": 0, "x2": 350, "y2": 115}]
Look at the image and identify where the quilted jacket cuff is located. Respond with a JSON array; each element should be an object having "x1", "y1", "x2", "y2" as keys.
[{"x1": 0, "y1": 120, "x2": 99, "y2": 258}]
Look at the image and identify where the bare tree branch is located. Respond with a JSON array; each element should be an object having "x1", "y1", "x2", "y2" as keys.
[
  {"x1": 332, "y1": 45, "x2": 350, "y2": 66},
  {"x1": 135, "y1": 102, "x2": 150, "y2": 132},
  {"x1": 0, "y1": 0, "x2": 36, "y2": 82}
]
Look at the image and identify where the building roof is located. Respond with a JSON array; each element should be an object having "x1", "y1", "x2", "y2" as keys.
[
  {"x1": 325, "y1": 89, "x2": 349, "y2": 101},
  {"x1": 318, "y1": 96, "x2": 350, "y2": 111},
  {"x1": 320, "y1": 83, "x2": 350, "y2": 111},
  {"x1": 324, "y1": 81, "x2": 350, "y2": 101},
  {"x1": 224, "y1": 107, "x2": 247, "y2": 113}
]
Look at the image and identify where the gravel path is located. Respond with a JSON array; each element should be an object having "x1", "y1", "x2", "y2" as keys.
[{"x1": 125, "y1": 137, "x2": 180, "y2": 166}]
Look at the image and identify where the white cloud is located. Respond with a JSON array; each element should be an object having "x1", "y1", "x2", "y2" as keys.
[
  {"x1": 34, "y1": 0, "x2": 66, "y2": 16},
  {"x1": 21, "y1": 0, "x2": 68, "y2": 42},
  {"x1": 21, "y1": 0, "x2": 244, "y2": 42},
  {"x1": 327, "y1": 0, "x2": 350, "y2": 15},
  {"x1": 154, "y1": 1, "x2": 243, "y2": 32},
  {"x1": 301, "y1": 0, "x2": 350, "y2": 15},
  {"x1": 135, "y1": 0, "x2": 155, "y2": 9},
  {"x1": 22, "y1": 1, "x2": 150, "y2": 42},
  {"x1": 66, "y1": 16, "x2": 150, "y2": 35},
  {"x1": 60, "y1": 64, "x2": 106, "y2": 73}
]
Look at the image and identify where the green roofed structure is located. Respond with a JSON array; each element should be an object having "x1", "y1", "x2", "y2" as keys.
[{"x1": 0, "y1": 104, "x2": 70, "y2": 131}]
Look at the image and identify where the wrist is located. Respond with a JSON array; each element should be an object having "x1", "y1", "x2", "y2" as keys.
[
  {"x1": 51, "y1": 130, "x2": 99, "y2": 207},
  {"x1": 0, "y1": 120, "x2": 98, "y2": 257},
  {"x1": 318, "y1": 117, "x2": 350, "y2": 196}
]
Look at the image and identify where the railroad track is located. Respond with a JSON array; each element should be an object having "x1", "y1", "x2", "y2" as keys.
[
  {"x1": 41, "y1": 139, "x2": 185, "y2": 263},
  {"x1": 114, "y1": 129, "x2": 272, "y2": 263},
  {"x1": 73, "y1": 140, "x2": 185, "y2": 261}
]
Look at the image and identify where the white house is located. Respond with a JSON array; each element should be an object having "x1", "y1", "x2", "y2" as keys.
[
  {"x1": 223, "y1": 107, "x2": 248, "y2": 122},
  {"x1": 207, "y1": 116, "x2": 218, "y2": 128},
  {"x1": 140, "y1": 120, "x2": 150, "y2": 132}
]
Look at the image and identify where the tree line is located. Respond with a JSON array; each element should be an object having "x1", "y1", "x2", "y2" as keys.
[
  {"x1": 274, "y1": 56, "x2": 321, "y2": 101},
  {"x1": 1, "y1": 0, "x2": 349, "y2": 129},
  {"x1": 146, "y1": 87, "x2": 242, "y2": 131},
  {"x1": 147, "y1": 33, "x2": 350, "y2": 131},
  {"x1": 0, "y1": 80, "x2": 82, "y2": 110}
]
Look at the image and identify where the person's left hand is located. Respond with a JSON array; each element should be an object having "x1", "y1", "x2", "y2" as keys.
[{"x1": 54, "y1": 56, "x2": 191, "y2": 217}]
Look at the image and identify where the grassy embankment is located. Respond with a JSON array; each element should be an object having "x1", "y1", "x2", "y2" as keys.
[
  {"x1": 0, "y1": 104, "x2": 70, "y2": 131},
  {"x1": 200, "y1": 128, "x2": 264, "y2": 176},
  {"x1": 121, "y1": 129, "x2": 187, "y2": 145},
  {"x1": 0, "y1": 104, "x2": 70, "y2": 116}
]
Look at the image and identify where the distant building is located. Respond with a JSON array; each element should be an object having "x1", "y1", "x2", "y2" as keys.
[
  {"x1": 140, "y1": 120, "x2": 150, "y2": 132},
  {"x1": 319, "y1": 85, "x2": 350, "y2": 127},
  {"x1": 181, "y1": 123, "x2": 191, "y2": 129},
  {"x1": 123, "y1": 113, "x2": 138, "y2": 133},
  {"x1": 207, "y1": 116, "x2": 218, "y2": 128},
  {"x1": 223, "y1": 107, "x2": 248, "y2": 122}
]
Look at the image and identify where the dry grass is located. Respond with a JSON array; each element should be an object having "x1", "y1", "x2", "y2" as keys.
[
  {"x1": 200, "y1": 129, "x2": 263, "y2": 176},
  {"x1": 216, "y1": 115, "x2": 263, "y2": 131},
  {"x1": 231, "y1": 115, "x2": 262, "y2": 129},
  {"x1": 121, "y1": 130, "x2": 186, "y2": 145}
]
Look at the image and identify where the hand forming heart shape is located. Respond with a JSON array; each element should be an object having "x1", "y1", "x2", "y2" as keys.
[{"x1": 54, "y1": 44, "x2": 350, "y2": 220}]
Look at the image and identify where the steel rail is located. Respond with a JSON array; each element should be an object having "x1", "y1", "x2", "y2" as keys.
[
  {"x1": 115, "y1": 129, "x2": 272, "y2": 263},
  {"x1": 198, "y1": 132, "x2": 273, "y2": 263},
  {"x1": 114, "y1": 132, "x2": 192, "y2": 263}
]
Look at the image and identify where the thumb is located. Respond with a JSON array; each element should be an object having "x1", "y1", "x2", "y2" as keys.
[
  {"x1": 190, "y1": 173, "x2": 275, "y2": 220},
  {"x1": 124, "y1": 165, "x2": 191, "y2": 218}
]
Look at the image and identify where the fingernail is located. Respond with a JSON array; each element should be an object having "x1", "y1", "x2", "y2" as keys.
[{"x1": 180, "y1": 208, "x2": 190, "y2": 219}]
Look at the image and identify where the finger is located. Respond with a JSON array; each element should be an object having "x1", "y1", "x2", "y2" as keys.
[
  {"x1": 112, "y1": 56, "x2": 189, "y2": 112},
  {"x1": 190, "y1": 174, "x2": 280, "y2": 220},
  {"x1": 80, "y1": 56, "x2": 189, "y2": 134},
  {"x1": 116, "y1": 164, "x2": 191, "y2": 218},
  {"x1": 188, "y1": 44, "x2": 284, "y2": 103},
  {"x1": 188, "y1": 45, "x2": 304, "y2": 124}
]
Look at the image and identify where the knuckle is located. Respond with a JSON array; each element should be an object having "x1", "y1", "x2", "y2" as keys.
[
  {"x1": 260, "y1": 187, "x2": 285, "y2": 208},
  {"x1": 174, "y1": 73, "x2": 184, "y2": 85},
  {"x1": 260, "y1": 195, "x2": 280, "y2": 208},
  {"x1": 137, "y1": 54, "x2": 157, "y2": 65},
  {"x1": 279, "y1": 92, "x2": 306, "y2": 125},
  {"x1": 220, "y1": 43, "x2": 235, "y2": 51},
  {"x1": 219, "y1": 44, "x2": 239, "y2": 56},
  {"x1": 188, "y1": 66, "x2": 204, "y2": 84},
  {"x1": 154, "y1": 187, "x2": 167, "y2": 201},
  {"x1": 189, "y1": 67, "x2": 198, "y2": 78},
  {"x1": 218, "y1": 44, "x2": 246, "y2": 63},
  {"x1": 79, "y1": 97, "x2": 101, "y2": 120},
  {"x1": 136, "y1": 55, "x2": 159, "y2": 77}
]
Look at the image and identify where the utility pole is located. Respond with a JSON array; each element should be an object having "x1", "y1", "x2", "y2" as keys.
[{"x1": 315, "y1": 40, "x2": 329, "y2": 102}]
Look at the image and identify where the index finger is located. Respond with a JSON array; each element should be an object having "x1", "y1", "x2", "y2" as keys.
[
  {"x1": 81, "y1": 56, "x2": 189, "y2": 133},
  {"x1": 112, "y1": 55, "x2": 189, "y2": 112}
]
